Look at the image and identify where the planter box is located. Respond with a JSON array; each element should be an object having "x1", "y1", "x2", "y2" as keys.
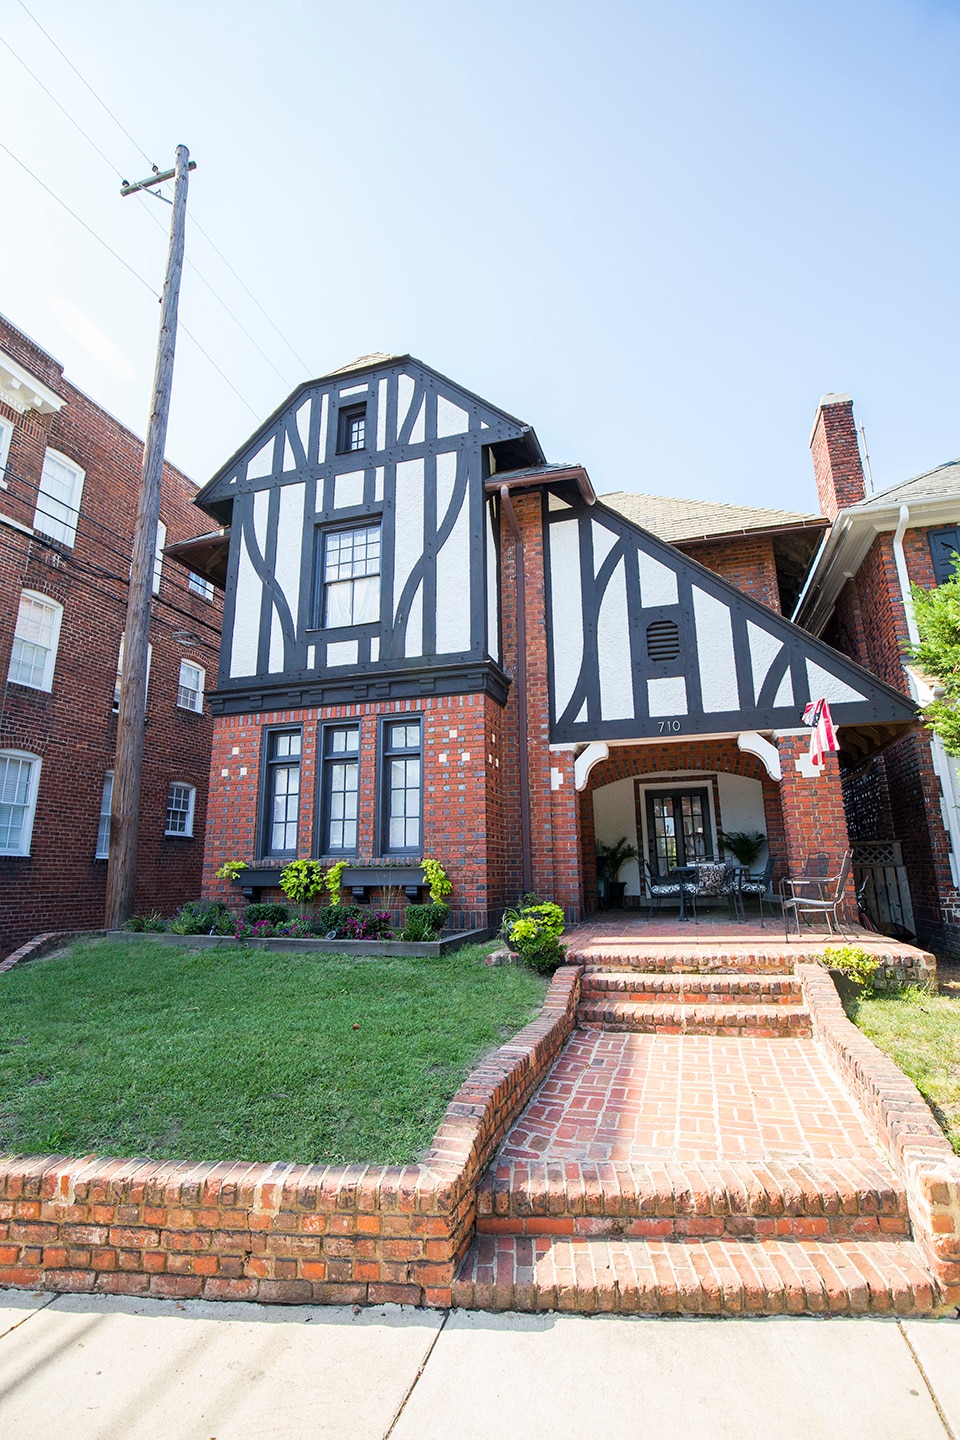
[
  {"x1": 103, "y1": 928, "x2": 490, "y2": 957},
  {"x1": 234, "y1": 865, "x2": 427, "y2": 900}
]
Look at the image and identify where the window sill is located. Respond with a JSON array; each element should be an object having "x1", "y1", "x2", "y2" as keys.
[{"x1": 163, "y1": 832, "x2": 195, "y2": 840}]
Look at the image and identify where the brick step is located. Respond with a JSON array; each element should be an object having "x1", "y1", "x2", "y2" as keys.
[
  {"x1": 475, "y1": 1159, "x2": 909, "y2": 1240},
  {"x1": 453, "y1": 1234, "x2": 940, "y2": 1315},
  {"x1": 581, "y1": 972, "x2": 803, "y2": 1003},
  {"x1": 567, "y1": 951, "x2": 797, "y2": 975},
  {"x1": 576, "y1": 999, "x2": 812, "y2": 1036}
]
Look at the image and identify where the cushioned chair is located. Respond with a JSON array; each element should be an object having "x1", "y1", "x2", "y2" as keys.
[
  {"x1": 738, "y1": 854, "x2": 776, "y2": 925},
  {"x1": 643, "y1": 859, "x2": 684, "y2": 919},
  {"x1": 780, "y1": 851, "x2": 854, "y2": 941}
]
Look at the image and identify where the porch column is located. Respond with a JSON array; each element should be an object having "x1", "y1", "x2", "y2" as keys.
[
  {"x1": 774, "y1": 730, "x2": 855, "y2": 908},
  {"x1": 548, "y1": 744, "x2": 583, "y2": 921}
]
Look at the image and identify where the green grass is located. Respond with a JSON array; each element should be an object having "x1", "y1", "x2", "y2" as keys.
[
  {"x1": 848, "y1": 986, "x2": 960, "y2": 1154},
  {"x1": 0, "y1": 939, "x2": 547, "y2": 1166}
]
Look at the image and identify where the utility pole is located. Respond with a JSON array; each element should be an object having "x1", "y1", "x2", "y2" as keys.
[{"x1": 105, "y1": 144, "x2": 193, "y2": 929}]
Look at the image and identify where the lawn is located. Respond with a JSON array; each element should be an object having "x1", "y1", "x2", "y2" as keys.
[
  {"x1": 848, "y1": 985, "x2": 960, "y2": 1155},
  {"x1": 0, "y1": 939, "x2": 547, "y2": 1166}
]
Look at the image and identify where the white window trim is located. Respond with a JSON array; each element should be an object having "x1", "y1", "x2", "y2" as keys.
[
  {"x1": 8, "y1": 590, "x2": 64, "y2": 692},
  {"x1": 113, "y1": 634, "x2": 152, "y2": 712},
  {"x1": 35, "y1": 447, "x2": 85, "y2": 547},
  {"x1": 165, "y1": 782, "x2": 196, "y2": 837},
  {"x1": 95, "y1": 770, "x2": 114, "y2": 860},
  {"x1": 153, "y1": 519, "x2": 167, "y2": 595},
  {"x1": 176, "y1": 659, "x2": 205, "y2": 713},
  {"x1": 0, "y1": 749, "x2": 42, "y2": 856},
  {"x1": 0, "y1": 418, "x2": 12, "y2": 489}
]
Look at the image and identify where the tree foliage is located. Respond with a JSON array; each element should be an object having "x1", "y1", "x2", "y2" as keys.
[{"x1": 910, "y1": 558, "x2": 960, "y2": 757}]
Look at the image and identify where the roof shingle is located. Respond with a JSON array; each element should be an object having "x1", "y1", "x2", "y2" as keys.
[{"x1": 601, "y1": 491, "x2": 821, "y2": 543}]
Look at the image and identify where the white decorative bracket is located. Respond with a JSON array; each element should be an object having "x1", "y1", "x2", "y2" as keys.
[
  {"x1": 737, "y1": 731, "x2": 782, "y2": 782},
  {"x1": 574, "y1": 741, "x2": 609, "y2": 791}
]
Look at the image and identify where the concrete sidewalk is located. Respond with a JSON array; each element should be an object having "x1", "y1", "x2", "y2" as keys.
[{"x1": 0, "y1": 1289, "x2": 956, "y2": 1439}]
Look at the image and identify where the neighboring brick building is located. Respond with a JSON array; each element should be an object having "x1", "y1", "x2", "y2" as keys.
[
  {"x1": 0, "y1": 315, "x2": 222, "y2": 956},
  {"x1": 794, "y1": 394, "x2": 960, "y2": 957},
  {"x1": 186, "y1": 354, "x2": 916, "y2": 934}
]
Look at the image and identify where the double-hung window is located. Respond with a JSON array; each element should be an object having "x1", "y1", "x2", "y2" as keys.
[
  {"x1": 319, "y1": 724, "x2": 360, "y2": 853},
  {"x1": 113, "y1": 634, "x2": 152, "y2": 713},
  {"x1": 35, "y1": 449, "x2": 84, "y2": 546},
  {"x1": 381, "y1": 718, "x2": 422, "y2": 854},
  {"x1": 177, "y1": 659, "x2": 205, "y2": 712},
  {"x1": 165, "y1": 782, "x2": 196, "y2": 837},
  {"x1": 95, "y1": 772, "x2": 114, "y2": 859},
  {"x1": 8, "y1": 591, "x2": 63, "y2": 691},
  {"x1": 320, "y1": 524, "x2": 380, "y2": 627},
  {"x1": 262, "y1": 729, "x2": 301, "y2": 856},
  {"x1": 0, "y1": 750, "x2": 42, "y2": 856}
]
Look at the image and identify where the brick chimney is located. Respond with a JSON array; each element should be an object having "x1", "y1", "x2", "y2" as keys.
[{"x1": 809, "y1": 393, "x2": 866, "y2": 521}]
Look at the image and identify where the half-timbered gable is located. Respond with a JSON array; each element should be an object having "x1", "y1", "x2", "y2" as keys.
[
  {"x1": 544, "y1": 491, "x2": 916, "y2": 758},
  {"x1": 196, "y1": 355, "x2": 543, "y2": 714}
]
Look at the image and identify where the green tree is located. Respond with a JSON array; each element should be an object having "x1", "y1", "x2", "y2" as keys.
[{"x1": 911, "y1": 556, "x2": 960, "y2": 757}]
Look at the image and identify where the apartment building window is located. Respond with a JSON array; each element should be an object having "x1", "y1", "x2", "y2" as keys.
[
  {"x1": 262, "y1": 729, "x2": 301, "y2": 856},
  {"x1": 113, "y1": 634, "x2": 152, "y2": 712},
  {"x1": 165, "y1": 782, "x2": 196, "y2": 837},
  {"x1": 381, "y1": 718, "x2": 421, "y2": 854},
  {"x1": 95, "y1": 772, "x2": 114, "y2": 859},
  {"x1": 8, "y1": 591, "x2": 63, "y2": 691},
  {"x1": 0, "y1": 750, "x2": 42, "y2": 856},
  {"x1": 188, "y1": 571, "x2": 215, "y2": 600},
  {"x1": 35, "y1": 448, "x2": 85, "y2": 546},
  {"x1": 176, "y1": 659, "x2": 205, "y2": 712},
  {"x1": 319, "y1": 523, "x2": 380, "y2": 627},
  {"x1": 319, "y1": 724, "x2": 360, "y2": 853},
  {"x1": 153, "y1": 520, "x2": 167, "y2": 595}
]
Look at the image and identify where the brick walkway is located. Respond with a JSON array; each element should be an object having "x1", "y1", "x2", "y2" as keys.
[{"x1": 497, "y1": 1031, "x2": 884, "y2": 1165}]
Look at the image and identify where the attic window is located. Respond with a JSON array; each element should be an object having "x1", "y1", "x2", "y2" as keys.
[
  {"x1": 337, "y1": 404, "x2": 366, "y2": 454},
  {"x1": 646, "y1": 619, "x2": 681, "y2": 662}
]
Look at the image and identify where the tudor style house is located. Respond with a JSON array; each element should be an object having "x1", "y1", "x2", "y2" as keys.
[
  {"x1": 0, "y1": 314, "x2": 222, "y2": 957},
  {"x1": 188, "y1": 353, "x2": 921, "y2": 938}
]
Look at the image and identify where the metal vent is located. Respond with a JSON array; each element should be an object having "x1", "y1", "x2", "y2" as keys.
[{"x1": 646, "y1": 619, "x2": 680, "y2": 661}]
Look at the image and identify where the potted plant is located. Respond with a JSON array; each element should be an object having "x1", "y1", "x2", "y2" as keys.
[
  {"x1": 819, "y1": 945, "x2": 880, "y2": 1005},
  {"x1": 595, "y1": 837, "x2": 639, "y2": 909},
  {"x1": 718, "y1": 830, "x2": 766, "y2": 868}
]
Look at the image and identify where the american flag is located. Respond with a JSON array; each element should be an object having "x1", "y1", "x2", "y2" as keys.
[{"x1": 802, "y1": 698, "x2": 838, "y2": 768}]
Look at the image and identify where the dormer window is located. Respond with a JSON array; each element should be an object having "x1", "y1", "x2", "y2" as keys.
[{"x1": 337, "y1": 404, "x2": 366, "y2": 454}]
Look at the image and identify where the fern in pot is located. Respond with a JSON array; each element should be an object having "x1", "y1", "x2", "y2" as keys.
[{"x1": 595, "y1": 836, "x2": 639, "y2": 909}]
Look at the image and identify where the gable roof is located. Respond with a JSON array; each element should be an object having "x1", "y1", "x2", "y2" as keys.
[
  {"x1": 602, "y1": 491, "x2": 822, "y2": 544},
  {"x1": 847, "y1": 458, "x2": 960, "y2": 512}
]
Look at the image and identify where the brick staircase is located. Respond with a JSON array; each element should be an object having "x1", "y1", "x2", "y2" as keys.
[{"x1": 453, "y1": 947, "x2": 941, "y2": 1315}]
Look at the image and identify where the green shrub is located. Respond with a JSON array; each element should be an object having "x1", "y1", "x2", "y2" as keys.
[
  {"x1": 122, "y1": 910, "x2": 166, "y2": 933},
  {"x1": 167, "y1": 900, "x2": 231, "y2": 935},
  {"x1": 324, "y1": 860, "x2": 347, "y2": 907},
  {"x1": 316, "y1": 904, "x2": 367, "y2": 936},
  {"x1": 243, "y1": 902, "x2": 290, "y2": 926},
  {"x1": 401, "y1": 902, "x2": 449, "y2": 941},
  {"x1": 422, "y1": 858, "x2": 452, "y2": 904},
  {"x1": 820, "y1": 945, "x2": 881, "y2": 994},
  {"x1": 279, "y1": 860, "x2": 325, "y2": 905},
  {"x1": 501, "y1": 900, "x2": 566, "y2": 973}
]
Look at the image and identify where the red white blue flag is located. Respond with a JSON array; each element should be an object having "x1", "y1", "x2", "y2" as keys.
[{"x1": 802, "y1": 697, "x2": 838, "y2": 768}]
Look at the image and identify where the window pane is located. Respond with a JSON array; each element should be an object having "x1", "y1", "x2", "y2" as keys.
[
  {"x1": 166, "y1": 783, "x2": 195, "y2": 835},
  {"x1": 351, "y1": 574, "x2": 379, "y2": 624},
  {"x1": 189, "y1": 571, "x2": 215, "y2": 599},
  {"x1": 36, "y1": 453, "x2": 82, "y2": 545},
  {"x1": 96, "y1": 772, "x2": 114, "y2": 858},
  {"x1": 9, "y1": 595, "x2": 59, "y2": 690},
  {"x1": 0, "y1": 755, "x2": 35, "y2": 855}
]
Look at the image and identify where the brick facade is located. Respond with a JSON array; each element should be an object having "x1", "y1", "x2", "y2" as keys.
[
  {"x1": 678, "y1": 533, "x2": 781, "y2": 611},
  {"x1": 0, "y1": 315, "x2": 222, "y2": 957},
  {"x1": 809, "y1": 394, "x2": 867, "y2": 521}
]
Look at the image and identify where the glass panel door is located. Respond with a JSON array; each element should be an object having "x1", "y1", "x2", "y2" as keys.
[{"x1": 645, "y1": 788, "x2": 712, "y2": 874}]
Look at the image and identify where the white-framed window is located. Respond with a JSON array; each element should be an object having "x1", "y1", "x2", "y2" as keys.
[
  {"x1": 0, "y1": 418, "x2": 13, "y2": 488},
  {"x1": 176, "y1": 659, "x2": 205, "y2": 712},
  {"x1": 320, "y1": 523, "x2": 381, "y2": 627},
  {"x1": 8, "y1": 591, "x2": 63, "y2": 691},
  {"x1": 188, "y1": 571, "x2": 215, "y2": 601},
  {"x1": 35, "y1": 448, "x2": 85, "y2": 546},
  {"x1": 0, "y1": 750, "x2": 42, "y2": 856},
  {"x1": 153, "y1": 519, "x2": 167, "y2": 595},
  {"x1": 95, "y1": 771, "x2": 114, "y2": 859},
  {"x1": 113, "y1": 634, "x2": 152, "y2": 713},
  {"x1": 165, "y1": 782, "x2": 195, "y2": 837}
]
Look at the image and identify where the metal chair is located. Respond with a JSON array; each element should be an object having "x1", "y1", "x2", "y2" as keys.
[
  {"x1": 643, "y1": 859, "x2": 685, "y2": 919},
  {"x1": 780, "y1": 851, "x2": 854, "y2": 941},
  {"x1": 684, "y1": 860, "x2": 731, "y2": 922},
  {"x1": 738, "y1": 854, "x2": 776, "y2": 925}
]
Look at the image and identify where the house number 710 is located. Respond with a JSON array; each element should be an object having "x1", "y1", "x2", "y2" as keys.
[{"x1": 658, "y1": 720, "x2": 682, "y2": 733}]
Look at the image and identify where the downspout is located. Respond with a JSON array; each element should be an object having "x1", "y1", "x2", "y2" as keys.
[
  {"x1": 499, "y1": 484, "x2": 533, "y2": 894},
  {"x1": 892, "y1": 504, "x2": 919, "y2": 646}
]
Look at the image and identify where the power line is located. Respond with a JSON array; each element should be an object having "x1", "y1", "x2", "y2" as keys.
[{"x1": 0, "y1": 33, "x2": 125, "y2": 181}]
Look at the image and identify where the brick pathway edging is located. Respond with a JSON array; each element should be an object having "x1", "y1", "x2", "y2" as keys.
[
  {"x1": 0, "y1": 931, "x2": 106, "y2": 975},
  {"x1": 799, "y1": 963, "x2": 960, "y2": 1307},
  {"x1": 0, "y1": 961, "x2": 582, "y2": 1308}
]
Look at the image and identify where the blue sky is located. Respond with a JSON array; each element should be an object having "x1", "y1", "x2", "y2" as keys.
[{"x1": 1, "y1": 0, "x2": 958, "y2": 509}]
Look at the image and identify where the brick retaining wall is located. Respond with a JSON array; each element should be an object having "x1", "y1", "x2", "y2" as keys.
[
  {"x1": 800, "y1": 963, "x2": 960, "y2": 1306},
  {"x1": 0, "y1": 961, "x2": 581, "y2": 1307}
]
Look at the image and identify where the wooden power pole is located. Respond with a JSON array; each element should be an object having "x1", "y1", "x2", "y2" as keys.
[{"x1": 105, "y1": 144, "x2": 193, "y2": 929}]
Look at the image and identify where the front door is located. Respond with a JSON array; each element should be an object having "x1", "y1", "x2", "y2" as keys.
[{"x1": 645, "y1": 788, "x2": 712, "y2": 874}]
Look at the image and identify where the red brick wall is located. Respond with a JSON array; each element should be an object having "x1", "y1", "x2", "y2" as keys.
[
  {"x1": 678, "y1": 534, "x2": 781, "y2": 611},
  {"x1": 775, "y1": 734, "x2": 853, "y2": 909},
  {"x1": 810, "y1": 396, "x2": 866, "y2": 521},
  {"x1": 0, "y1": 315, "x2": 221, "y2": 956}
]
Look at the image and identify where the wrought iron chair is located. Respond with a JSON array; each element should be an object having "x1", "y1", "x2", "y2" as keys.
[
  {"x1": 683, "y1": 860, "x2": 732, "y2": 922},
  {"x1": 643, "y1": 859, "x2": 685, "y2": 919},
  {"x1": 780, "y1": 851, "x2": 854, "y2": 941},
  {"x1": 738, "y1": 854, "x2": 776, "y2": 925}
]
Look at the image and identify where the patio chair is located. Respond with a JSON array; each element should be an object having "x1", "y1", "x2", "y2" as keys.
[
  {"x1": 738, "y1": 854, "x2": 776, "y2": 925},
  {"x1": 683, "y1": 860, "x2": 736, "y2": 922},
  {"x1": 643, "y1": 859, "x2": 685, "y2": 920},
  {"x1": 780, "y1": 851, "x2": 854, "y2": 941}
]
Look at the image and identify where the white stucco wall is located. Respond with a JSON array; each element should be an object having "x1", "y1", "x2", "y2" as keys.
[
  {"x1": 593, "y1": 776, "x2": 641, "y2": 894},
  {"x1": 715, "y1": 772, "x2": 767, "y2": 863}
]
